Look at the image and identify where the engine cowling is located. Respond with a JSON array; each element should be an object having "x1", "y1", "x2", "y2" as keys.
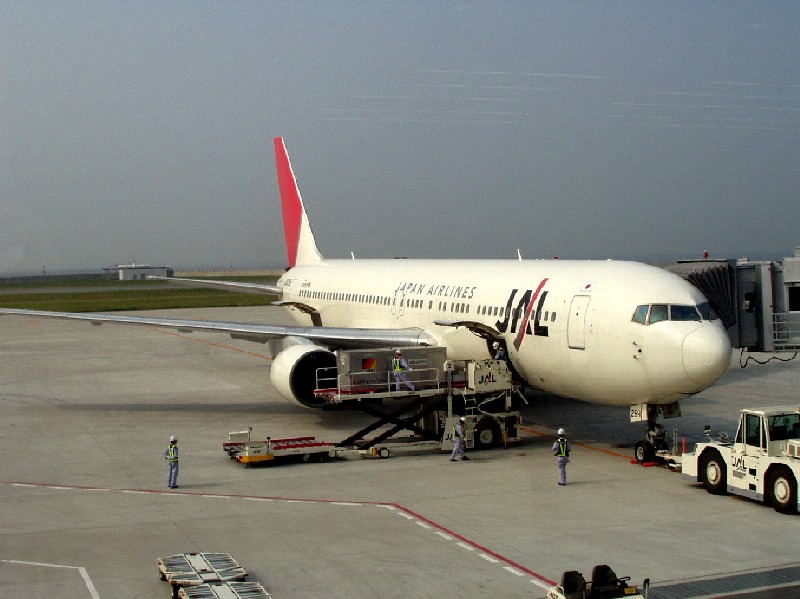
[{"x1": 270, "y1": 344, "x2": 337, "y2": 408}]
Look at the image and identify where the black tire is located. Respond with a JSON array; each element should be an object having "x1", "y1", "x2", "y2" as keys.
[
  {"x1": 700, "y1": 449, "x2": 727, "y2": 495},
  {"x1": 767, "y1": 466, "x2": 797, "y2": 514},
  {"x1": 474, "y1": 419, "x2": 501, "y2": 449},
  {"x1": 634, "y1": 441, "x2": 655, "y2": 464}
]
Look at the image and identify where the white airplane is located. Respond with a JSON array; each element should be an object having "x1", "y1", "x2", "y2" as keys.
[{"x1": 1, "y1": 137, "x2": 731, "y2": 443}]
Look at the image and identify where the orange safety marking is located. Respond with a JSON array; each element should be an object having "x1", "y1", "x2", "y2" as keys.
[
  {"x1": 154, "y1": 328, "x2": 272, "y2": 361},
  {"x1": 519, "y1": 425, "x2": 632, "y2": 460}
]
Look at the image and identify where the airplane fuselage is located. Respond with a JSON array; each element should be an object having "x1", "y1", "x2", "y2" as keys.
[{"x1": 278, "y1": 258, "x2": 731, "y2": 406}]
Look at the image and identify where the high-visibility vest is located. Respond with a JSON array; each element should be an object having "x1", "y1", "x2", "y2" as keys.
[
  {"x1": 556, "y1": 438, "x2": 569, "y2": 457},
  {"x1": 393, "y1": 358, "x2": 405, "y2": 371},
  {"x1": 166, "y1": 445, "x2": 178, "y2": 462}
]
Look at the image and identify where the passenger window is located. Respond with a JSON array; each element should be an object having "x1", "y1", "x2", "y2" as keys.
[
  {"x1": 632, "y1": 305, "x2": 649, "y2": 325},
  {"x1": 649, "y1": 304, "x2": 669, "y2": 324},
  {"x1": 671, "y1": 305, "x2": 701, "y2": 321}
]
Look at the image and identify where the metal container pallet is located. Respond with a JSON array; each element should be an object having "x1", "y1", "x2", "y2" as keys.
[
  {"x1": 157, "y1": 552, "x2": 248, "y2": 587},
  {"x1": 178, "y1": 581, "x2": 272, "y2": 599}
]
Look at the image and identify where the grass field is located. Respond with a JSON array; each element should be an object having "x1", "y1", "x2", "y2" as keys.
[{"x1": 0, "y1": 277, "x2": 278, "y2": 312}]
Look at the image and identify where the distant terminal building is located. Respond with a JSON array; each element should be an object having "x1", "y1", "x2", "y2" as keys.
[{"x1": 104, "y1": 263, "x2": 174, "y2": 281}]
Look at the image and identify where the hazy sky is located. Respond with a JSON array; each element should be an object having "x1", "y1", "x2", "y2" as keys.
[{"x1": 2, "y1": 2, "x2": 799, "y2": 274}]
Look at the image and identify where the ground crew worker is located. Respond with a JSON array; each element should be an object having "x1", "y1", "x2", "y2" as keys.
[
  {"x1": 450, "y1": 417, "x2": 469, "y2": 461},
  {"x1": 165, "y1": 435, "x2": 179, "y2": 489},
  {"x1": 552, "y1": 428, "x2": 571, "y2": 485},
  {"x1": 392, "y1": 350, "x2": 415, "y2": 391},
  {"x1": 493, "y1": 341, "x2": 506, "y2": 360}
]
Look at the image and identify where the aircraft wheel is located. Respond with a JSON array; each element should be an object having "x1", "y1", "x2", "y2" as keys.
[
  {"x1": 768, "y1": 466, "x2": 797, "y2": 514},
  {"x1": 634, "y1": 441, "x2": 655, "y2": 464},
  {"x1": 700, "y1": 449, "x2": 727, "y2": 495}
]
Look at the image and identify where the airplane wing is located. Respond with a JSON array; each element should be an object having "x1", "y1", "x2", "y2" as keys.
[
  {"x1": 147, "y1": 276, "x2": 283, "y2": 297},
  {"x1": 0, "y1": 308, "x2": 437, "y2": 350}
]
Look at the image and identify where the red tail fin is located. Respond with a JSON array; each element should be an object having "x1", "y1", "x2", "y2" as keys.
[{"x1": 274, "y1": 137, "x2": 322, "y2": 268}]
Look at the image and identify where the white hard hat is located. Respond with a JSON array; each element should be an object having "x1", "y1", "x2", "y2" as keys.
[
  {"x1": 557, "y1": 428, "x2": 565, "y2": 436},
  {"x1": 170, "y1": 435, "x2": 178, "y2": 442},
  {"x1": 460, "y1": 417, "x2": 466, "y2": 422},
  {"x1": 395, "y1": 349, "x2": 402, "y2": 354},
  {"x1": 492, "y1": 341, "x2": 499, "y2": 348}
]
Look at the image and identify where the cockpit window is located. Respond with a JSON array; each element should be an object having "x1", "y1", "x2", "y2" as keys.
[
  {"x1": 649, "y1": 304, "x2": 669, "y2": 324},
  {"x1": 632, "y1": 302, "x2": 718, "y2": 326},
  {"x1": 670, "y1": 305, "x2": 701, "y2": 321},
  {"x1": 632, "y1": 305, "x2": 649, "y2": 324},
  {"x1": 697, "y1": 302, "x2": 718, "y2": 321}
]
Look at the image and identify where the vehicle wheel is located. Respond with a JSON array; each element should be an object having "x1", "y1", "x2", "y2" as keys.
[
  {"x1": 474, "y1": 419, "x2": 500, "y2": 449},
  {"x1": 634, "y1": 441, "x2": 655, "y2": 463},
  {"x1": 700, "y1": 449, "x2": 727, "y2": 495},
  {"x1": 767, "y1": 466, "x2": 797, "y2": 514}
]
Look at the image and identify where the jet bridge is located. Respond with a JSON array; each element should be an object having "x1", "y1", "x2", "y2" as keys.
[{"x1": 670, "y1": 247, "x2": 800, "y2": 352}]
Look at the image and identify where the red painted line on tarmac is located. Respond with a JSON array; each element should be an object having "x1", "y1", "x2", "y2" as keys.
[
  {"x1": 387, "y1": 502, "x2": 556, "y2": 585},
  {"x1": 1, "y1": 479, "x2": 556, "y2": 587}
]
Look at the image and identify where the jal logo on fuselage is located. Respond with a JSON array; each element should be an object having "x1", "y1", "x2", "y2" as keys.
[{"x1": 496, "y1": 280, "x2": 550, "y2": 348}]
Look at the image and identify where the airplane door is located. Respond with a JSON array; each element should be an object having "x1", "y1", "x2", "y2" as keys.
[
  {"x1": 392, "y1": 288, "x2": 406, "y2": 319},
  {"x1": 567, "y1": 295, "x2": 591, "y2": 349}
]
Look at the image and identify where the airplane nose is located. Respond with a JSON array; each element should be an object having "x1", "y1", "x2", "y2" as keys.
[{"x1": 682, "y1": 325, "x2": 731, "y2": 388}]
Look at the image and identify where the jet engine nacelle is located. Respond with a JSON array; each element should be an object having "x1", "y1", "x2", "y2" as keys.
[{"x1": 269, "y1": 344, "x2": 337, "y2": 408}]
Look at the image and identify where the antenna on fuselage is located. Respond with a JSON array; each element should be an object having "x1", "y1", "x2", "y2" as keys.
[
  {"x1": 517, "y1": 249, "x2": 523, "y2": 260},
  {"x1": 351, "y1": 252, "x2": 356, "y2": 260}
]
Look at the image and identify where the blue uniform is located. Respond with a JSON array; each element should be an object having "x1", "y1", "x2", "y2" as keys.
[
  {"x1": 450, "y1": 421, "x2": 468, "y2": 461},
  {"x1": 392, "y1": 354, "x2": 415, "y2": 391},
  {"x1": 165, "y1": 442, "x2": 179, "y2": 488},
  {"x1": 552, "y1": 436, "x2": 572, "y2": 485}
]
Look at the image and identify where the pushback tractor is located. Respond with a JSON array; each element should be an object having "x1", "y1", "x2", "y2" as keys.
[{"x1": 682, "y1": 405, "x2": 800, "y2": 514}]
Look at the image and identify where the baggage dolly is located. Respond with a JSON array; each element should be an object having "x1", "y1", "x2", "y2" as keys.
[
  {"x1": 179, "y1": 581, "x2": 272, "y2": 599},
  {"x1": 157, "y1": 552, "x2": 247, "y2": 598},
  {"x1": 223, "y1": 429, "x2": 336, "y2": 466}
]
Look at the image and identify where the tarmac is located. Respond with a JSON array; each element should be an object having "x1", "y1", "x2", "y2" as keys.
[{"x1": 1, "y1": 305, "x2": 799, "y2": 599}]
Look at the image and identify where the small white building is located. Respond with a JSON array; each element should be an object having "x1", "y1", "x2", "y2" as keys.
[{"x1": 104, "y1": 263, "x2": 173, "y2": 281}]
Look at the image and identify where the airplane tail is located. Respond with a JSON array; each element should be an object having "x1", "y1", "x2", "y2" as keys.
[{"x1": 274, "y1": 137, "x2": 323, "y2": 267}]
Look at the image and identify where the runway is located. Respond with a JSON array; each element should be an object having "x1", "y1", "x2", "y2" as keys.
[{"x1": 1, "y1": 306, "x2": 799, "y2": 598}]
